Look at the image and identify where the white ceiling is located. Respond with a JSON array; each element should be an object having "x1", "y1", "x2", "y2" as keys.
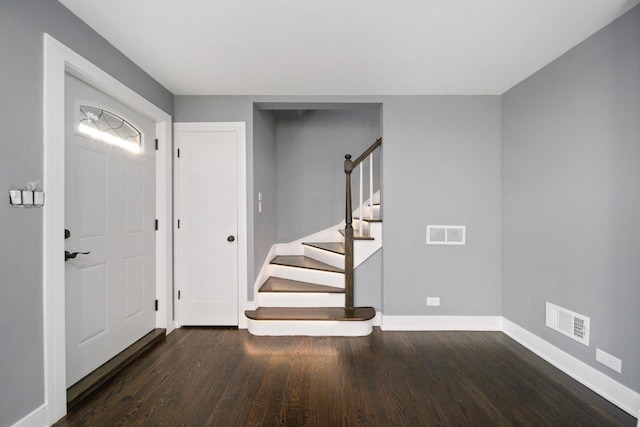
[{"x1": 58, "y1": 0, "x2": 639, "y2": 96}]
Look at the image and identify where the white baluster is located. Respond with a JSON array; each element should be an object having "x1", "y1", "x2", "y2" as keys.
[
  {"x1": 359, "y1": 165, "x2": 363, "y2": 236},
  {"x1": 369, "y1": 154, "x2": 374, "y2": 220}
]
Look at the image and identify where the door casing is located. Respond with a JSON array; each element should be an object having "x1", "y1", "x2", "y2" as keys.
[{"x1": 43, "y1": 34, "x2": 173, "y2": 424}]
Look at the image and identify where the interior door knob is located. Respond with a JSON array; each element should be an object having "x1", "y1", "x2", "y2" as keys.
[{"x1": 227, "y1": 235, "x2": 235, "y2": 242}]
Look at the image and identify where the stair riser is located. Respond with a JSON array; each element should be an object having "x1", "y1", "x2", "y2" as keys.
[
  {"x1": 352, "y1": 219, "x2": 370, "y2": 235},
  {"x1": 257, "y1": 292, "x2": 344, "y2": 308},
  {"x1": 357, "y1": 205, "x2": 380, "y2": 218},
  {"x1": 302, "y1": 245, "x2": 344, "y2": 270},
  {"x1": 269, "y1": 265, "x2": 345, "y2": 288},
  {"x1": 246, "y1": 319, "x2": 373, "y2": 336}
]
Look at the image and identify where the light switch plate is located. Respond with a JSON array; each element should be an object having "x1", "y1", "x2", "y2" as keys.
[
  {"x1": 22, "y1": 190, "x2": 34, "y2": 205},
  {"x1": 34, "y1": 191, "x2": 45, "y2": 206},
  {"x1": 9, "y1": 189, "x2": 22, "y2": 205}
]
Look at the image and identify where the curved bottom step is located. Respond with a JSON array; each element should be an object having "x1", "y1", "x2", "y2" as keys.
[{"x1": 245, "y1": 307, "x2": 376, "y2": 336}]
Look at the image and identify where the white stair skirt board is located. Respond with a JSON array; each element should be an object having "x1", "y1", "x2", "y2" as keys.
[
  {"x1": 503, "y1": 318, "x2": 640, "y2": 420},
  {"x1": 380, "y1": 315, "x2": 503, "y2": 331},
  {"x1": 302, "y1": 245, "x2": 344, "y2": 270},
  {"x1": 246, "y1": 319, "x2": 373, "y2": 336},
  {"x1": 352, "y1": 223, "x2": 382, "y2": 266},
  {"x1": 269, "y1": 265, "x2": 344, "y2": 288},
  {"x1": 257, "y1": 292, "x2": 344, "y2": 308}
]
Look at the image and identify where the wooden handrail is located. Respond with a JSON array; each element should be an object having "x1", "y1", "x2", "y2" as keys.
[
  {"x1": 343, "y1": 137, "x2": 381, "y2": 309},
  {"x1": 346, "y1": 137, "x2": 382, "y2": 171}
]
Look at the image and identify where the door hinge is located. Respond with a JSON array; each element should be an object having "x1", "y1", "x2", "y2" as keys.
[
  {"x1": 155, "y1": 219, "x2": 159, "y2": 230},
  {"x1": 155, "y1": 299, "x2": 159, "y2": 311},
  {"x1": 155, "y1": 138, "x2": 158, "y2": 151},
  {"x1": 177, "y1": 148, "x2": 180, "y2": 158},
  {"x1": 178, "y1": 290, "x2": 181, "y2": 300}
]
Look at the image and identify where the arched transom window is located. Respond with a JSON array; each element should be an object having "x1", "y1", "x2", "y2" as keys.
[{"x1": 78, "y1": 105, "x2": 142, "y2": 154}]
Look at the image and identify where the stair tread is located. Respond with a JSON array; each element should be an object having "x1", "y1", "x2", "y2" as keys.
[
  {"x1": 339, "y1": 229, "x2": 375, "y2": 241},
  {"x1": 355, "y1": 217, "x2": 382, "y2": 223},
  {"x1": 259, "y1": 277, "x2": 344, "y2": 293},
  {"x1": 302, "y1": 241, "x2": 345, "y2": 255},
  {"x1": 270, "y1": 255, "x2": 344, "y2": 273},
  {"x1": 245, "y1": 307, "x2": 376, "y2": 321}
]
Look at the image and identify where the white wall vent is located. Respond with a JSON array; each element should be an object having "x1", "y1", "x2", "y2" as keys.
[
  {"x1": 426, "y1": 225, "x2": 466, "y2": 245},
  {"x1": 545, "y1": 302, "x2": 590, "y2": 346}
]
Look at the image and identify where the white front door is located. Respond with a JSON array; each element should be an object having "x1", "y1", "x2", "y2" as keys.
[
  {"x1": 176, "y1": 123, "x2": 240, "y2": 326},
  {"x1": 64, "y1": 74, "x2": 156, "y2": 386}
]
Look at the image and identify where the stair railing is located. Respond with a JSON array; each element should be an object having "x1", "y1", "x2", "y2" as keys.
[{"x1": 343, "y1": 137, "x2": 382, "y2": 308}]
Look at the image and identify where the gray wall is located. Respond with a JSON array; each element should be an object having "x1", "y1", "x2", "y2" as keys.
[
  {"x1": 253, "y1": 107, "x2": 277, "y2": 287},
  {"x1": 274, "y1": 109, "x2": 381, "y2": 243},
  {"x1": 502, "y1": 6, "x2": 640, "y2": 392},
  {"x1": 382, "y1": 96, "x2": 502, "y2": 315},
  {"x1": 0, "y1": 1, "x2": 173, "y2": 425},
  {"x1": 176, "y1": 95, "x2": 502, "y2": 316}
]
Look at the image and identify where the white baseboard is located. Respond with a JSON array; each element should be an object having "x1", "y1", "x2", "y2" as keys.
[
  {"x1": 380, "y1": 315, "x2": 503, "y2": 331},
  {"x1": 503, "y1": 318, "x2": 640, "y2": 420},
  {"x1": 11, "y1": 403, "x2": 47, "y2": 427}
]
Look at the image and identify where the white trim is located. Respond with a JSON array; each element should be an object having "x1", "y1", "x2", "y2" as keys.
[
  {"x1": 503, "y1": 318, "x2": 640, "y2": 419},
  {"x1": 173, "y1": 122, "x2": 248, "y2": 331},
  {"x1": 251, "y1": 245, "x2": 278, "y2": 304},
  {"x1": 11, "y1": 404, "x2": 47, "y2": 427},
  {"x1": 380, "y1": 315, "x2": 503, "y2": 331},
  {"x1": 43, "y1": 34, "x2": 173, "y2": 425},
  {"x1": 247, "y1": 319, "x2": 373, "y2": 336}
]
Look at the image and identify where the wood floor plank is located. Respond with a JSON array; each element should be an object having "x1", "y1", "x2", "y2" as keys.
[{"x1": 54, "y1": 329, "x2": 636, "y2": 427}]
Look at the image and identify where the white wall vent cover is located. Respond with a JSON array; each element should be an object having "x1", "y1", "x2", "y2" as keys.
[
  {"x1": 546, "y1": 302, "x2": 590, "y2": 346},
  {"x1": 426, "y1": 225, "x2": 466, "y2": 245}
]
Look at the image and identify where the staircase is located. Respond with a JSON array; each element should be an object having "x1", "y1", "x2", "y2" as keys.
[{"x1": 245, "y1": 138, "x2": 382, "y2": 336}]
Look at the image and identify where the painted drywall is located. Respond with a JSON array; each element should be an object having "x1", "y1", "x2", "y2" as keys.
[
  {"x1": 274, "y1": 109, "x2": 381, "y2": 243},
  {"x1": 253, "y1": 107, "x2": 277, "y2": 294},
  {"x1": 354, "y1": 249, "x2": 382, "y2": 309},
  {"x1": 176, "y1": 95, "x2": 501, "y2": 317},
  {"x1": 0, "y1": 1, "x2": 172, "y2": 425},
  {"x1": 502, "y1": 5, "x2": 640, "y2": 392},
  {"x1": 175, "y1": 96, "x2": 383, "y2": 292},
  {"x1": 381, "y1": 96, "x2": 502, "y2": 316}
]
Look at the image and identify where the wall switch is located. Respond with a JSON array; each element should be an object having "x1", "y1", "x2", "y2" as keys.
[
  {"x1": 596, "y1": 348, "x2": 622, "y2": 373},
  {"x1": 9, "y1": 189, "x2": 22, "y2": 205},
  {"x1": 427, "y1": 297, "x2": 440, "y2": 306}
]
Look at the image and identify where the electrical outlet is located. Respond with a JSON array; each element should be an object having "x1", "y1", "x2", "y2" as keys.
[
  {"x1": 596, "y1": 348, "x2": 622, "y2": 373},
  {"x1": 426, "y1": 297, "x2": 440, "y2": 307}
]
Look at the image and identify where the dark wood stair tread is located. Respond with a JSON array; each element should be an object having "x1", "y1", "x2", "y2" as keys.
[
  {"x1": 245, "y1": 307, "x2": 376, "y2": 321},
  {"x1": 270, "y1": 255, "x2": 344, "y2": 273},
  {"x1": 259, "y1": 277, "x2": 343, "y2": 293},
  {"x1": 354, "y1": 217, "x2": 382, "y2": 223},
  {"x1": 302, "y1": 241, "x2": 345, "y2": 255},
  {"x1": 339, "y1": 229, "x2": 375, "y2": 240}
]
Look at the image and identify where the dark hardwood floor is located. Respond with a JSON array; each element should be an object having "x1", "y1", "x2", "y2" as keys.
[{"x1": 55, "y1": 328, "x2": 635, "y2": 426}]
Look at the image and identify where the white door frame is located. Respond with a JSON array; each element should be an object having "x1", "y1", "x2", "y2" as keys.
[
  {"x1": 173, "y1": 122, "x2": 248, "y2": 328},
  {"x1": 43, "y1": 34, "x2": 174, "y2": 424}
]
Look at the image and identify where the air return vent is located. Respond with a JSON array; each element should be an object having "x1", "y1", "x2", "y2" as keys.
[
  {"x1": 546, "y1": 302, "x2": 590, "y2": 346},
  {"x1": 426, "y1": 225, "x2": 466, "y2": 245}
]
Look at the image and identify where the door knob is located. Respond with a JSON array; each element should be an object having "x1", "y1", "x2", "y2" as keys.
[
  {"x1": 65, "y1": 251, "x2": 91, "y2": 262},
  {"x1": 227, "y1": 235, "x2": 235, "y2": 242}
]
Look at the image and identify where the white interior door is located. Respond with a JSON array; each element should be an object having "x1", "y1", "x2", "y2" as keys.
[
  {"x1": 176, "y1": 124, "x2": 239, "y2": 326},
  {"x1": 65, "y1": 74, "x2": 156, "y2": 386}
]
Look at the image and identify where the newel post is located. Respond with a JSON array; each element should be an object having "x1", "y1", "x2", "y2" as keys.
[{"x1": 344, "y1": 154, "x2": 355, "y2": 309}]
